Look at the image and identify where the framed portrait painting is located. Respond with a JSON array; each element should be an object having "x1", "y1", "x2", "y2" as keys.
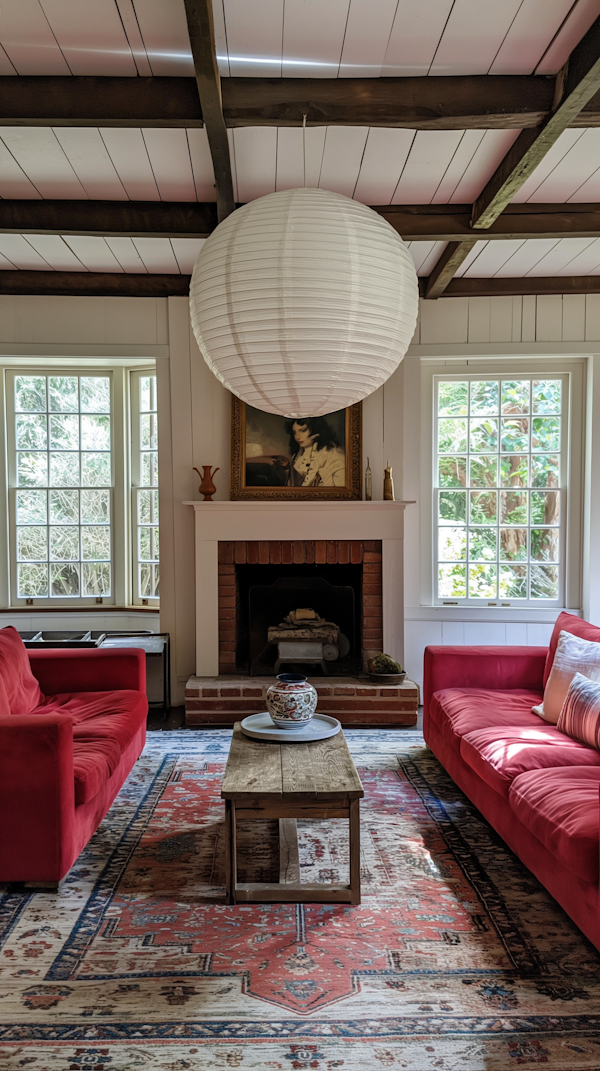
[{"x1": 230, "y1": 396, "x2": 362, "y2": 500}]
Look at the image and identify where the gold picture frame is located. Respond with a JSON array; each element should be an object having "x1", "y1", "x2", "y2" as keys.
[{"x1": 230, "y1": 396, "x2": 362, "y2": 500}]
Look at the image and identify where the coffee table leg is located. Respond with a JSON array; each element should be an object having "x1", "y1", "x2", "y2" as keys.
[
  {"x1": 349, "y1": 799, "x2": 361, "y2": 905},
  {"x1": 225, "y1": 800, "x2": 237, "y2": 905}
]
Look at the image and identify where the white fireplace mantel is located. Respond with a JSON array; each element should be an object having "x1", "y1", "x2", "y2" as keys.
[{"x1": 184, "y1": 500, "x2": 413, "y2": 676}]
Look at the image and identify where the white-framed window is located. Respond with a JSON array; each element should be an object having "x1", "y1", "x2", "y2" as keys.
[
  {"x1": 432, "y1": 367, "x2": 579, "y2": 608},
  {"x1": 130, "y1": 370, "x2": 159, "y2": 605},
  {"x1": 2, "y1": 361, "x2": 158, "y2": 609}
]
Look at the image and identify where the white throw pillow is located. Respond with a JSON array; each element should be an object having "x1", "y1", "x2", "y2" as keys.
[{"x1": 533, "y1": 630, "x2": 600, "y2": 723}]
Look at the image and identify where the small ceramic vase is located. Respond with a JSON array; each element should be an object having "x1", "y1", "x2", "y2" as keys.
[
  {"x1": 193, "y1": 465, "x2": 220, "y2": 501},
  {"x1": 266, "y1": 673, "x2": 318, "y2": 729}
]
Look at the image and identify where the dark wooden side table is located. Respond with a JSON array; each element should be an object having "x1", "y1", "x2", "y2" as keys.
[{"x1": 221, "y1": 722, "x2": 364, "y2": 905}]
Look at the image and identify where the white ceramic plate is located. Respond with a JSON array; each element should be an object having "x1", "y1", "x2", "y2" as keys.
[{"x1": 240, "y1": 712, "x2": 341, "y2": 742}]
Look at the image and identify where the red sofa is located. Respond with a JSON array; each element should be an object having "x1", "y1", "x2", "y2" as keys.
[
  {"x1": 424, "y1": 613, "x2": 600, "y2": 954},
  {"x1": 0, "y1": 627, "x2": 148, "y2": 884}
]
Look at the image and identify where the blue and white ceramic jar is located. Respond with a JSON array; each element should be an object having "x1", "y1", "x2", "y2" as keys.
[{"x1": 266, "y1": 673, "x2": 318, "y2": 729}]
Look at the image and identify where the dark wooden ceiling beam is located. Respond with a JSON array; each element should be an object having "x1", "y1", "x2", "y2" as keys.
[
  {"x1": 183, "y1": 0, "x2": 234, "y2": 221},
  {"x1": 0, "y1": 200, "x2": 218, "y2": 237},
  {"x1": 7, "y1": 74, "x2": 600, "y2": 130},
  {"x1": 5, "y1": 200, "x2": 600, "y2": 242},
  {"x1": 472, "y1": 14, "x2": 600, "y2": 230},
  {"x1": 0, "y1": 271, "x2": 190, "y2": 297},
  {"x1": 428, "y1": 276, "x2": 600, "y2": 298},
  {"x1": 424, "y1": 241, "x2": 478, "y2": 300}
]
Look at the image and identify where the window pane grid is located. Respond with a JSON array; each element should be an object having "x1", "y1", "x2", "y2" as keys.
[
  {"x1": 436, "y1": 378, "x2": 562, "y2": 603},
  {"x1": 14, "y1": 375, "x2": 112, "y2": 599},
  {"x1": 135, "y1": 374, "x2": 159, "y2": 600}
]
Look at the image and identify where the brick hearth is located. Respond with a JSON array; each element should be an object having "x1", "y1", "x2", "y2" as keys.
[
  {"x1": 185, "y1": 676, "x2": 418, "y2": 728},
  {"x1": 218, "y1": 538, "x2": 383, "y2": 675}
]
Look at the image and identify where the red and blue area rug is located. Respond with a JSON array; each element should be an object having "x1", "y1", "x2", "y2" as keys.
[{"x1": 1, "y1": 729, "x2": 599, "y2": 1070}]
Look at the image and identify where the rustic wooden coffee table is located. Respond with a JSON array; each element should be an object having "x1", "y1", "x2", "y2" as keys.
[{"x1": 221, "y1": 722, "x2": 364, "y2": 905}]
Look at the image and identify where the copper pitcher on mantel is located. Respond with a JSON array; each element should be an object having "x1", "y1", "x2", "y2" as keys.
[{"x1": 194, "y1": 465, "x2": 220, "y2": 501}]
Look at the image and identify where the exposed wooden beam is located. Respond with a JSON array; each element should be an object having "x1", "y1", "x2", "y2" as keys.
[
  {"x1": 420, "y1": 276, "x2": 600, "y2": 298},
  {"x1": 377, "y1": 203, "x2": 600, "y2": 241},
  {"x1": 183, "y1": 0, "x2": 234, "y2": 221},
  {"x1": 424, "y1": 241, "x2": 478, "y2": 300},
  {"x1": 7, "y1": 74, "x2": 600, "y2": 130},
  {"x1": 0, "y1": 77, "x2": 204, "y2": 127},
  {"x1": 0, "y1": 200, "x2": 218, "y2": 238},
  {"x1": 0, "y1": 272, "x2": 190, "y2": 297},
  {"x1": 221, "y1": 75, "x2": 554, "y2": 130},
  {"x1": 6, "y1": 200, "x2": 600, "y2": 243},
  {"x1": 472, "y1": 14, "x2": 600, "y2": 229}
]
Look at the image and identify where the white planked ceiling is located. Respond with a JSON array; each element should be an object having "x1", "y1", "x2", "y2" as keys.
[
  {"x1": 456, "y1": 236, "x2": 600, "y2": 276},
  {"x1": 0, "y1": 0, "x2": 595, "y2": 77},
  {"x1": 0, "y1": 234, "x2": 206, "y2": 273}
]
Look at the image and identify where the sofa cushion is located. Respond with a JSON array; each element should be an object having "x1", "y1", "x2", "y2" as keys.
[
  {"x1": 509, "y1": 767, "x2": 600, "y2": 884},
  {"x1": 0, "y1": 626, "x2": 42, "y2": 716},
  {"x1": 460, "y1": 724, "x2": 600, "y2": 798},
  {"x1": 429, "y1": 688, "x2": 544, "y2": 751},
  {"x1": 557, "y1": 672, "x2": 600, "y2": 749},
  {"x1": 32, "y1": 690, "x2": 148, "y2": 805},
  {"x1": 544, "y1": 611, "x2": 600, "y2": 688},
  {"x1": 534, "y1": 630, "x2": 600, "y2": 724}
]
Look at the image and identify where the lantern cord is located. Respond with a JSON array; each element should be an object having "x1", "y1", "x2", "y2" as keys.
[{"x1": 302, "y1": 114, "x2": 307, "y2": 188}]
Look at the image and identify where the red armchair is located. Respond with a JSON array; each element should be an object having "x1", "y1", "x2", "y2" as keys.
[{"x1": 0, "y1": 633, "x2": 148, "y2": 885}]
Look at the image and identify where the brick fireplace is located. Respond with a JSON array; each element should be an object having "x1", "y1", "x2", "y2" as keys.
[
  {"x1": 217, "y1": 538, "x2": 383, "y2": 675},
  {"x1": 184, "y1": 500, "x2": 415, "y2": 727}
]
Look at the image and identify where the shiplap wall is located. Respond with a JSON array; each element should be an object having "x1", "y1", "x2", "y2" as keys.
[{"x1": 0, "y1": 291, "x2": 598, "y2": 700}]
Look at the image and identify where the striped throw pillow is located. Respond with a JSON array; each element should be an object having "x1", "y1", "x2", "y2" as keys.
[{"x1": 557, "y1": 672, "x2": 600, "y2": 749}]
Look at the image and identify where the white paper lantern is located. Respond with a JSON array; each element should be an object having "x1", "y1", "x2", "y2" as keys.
[{"x1": 189, "y1": 187, "x2": 419, "y2": 417}]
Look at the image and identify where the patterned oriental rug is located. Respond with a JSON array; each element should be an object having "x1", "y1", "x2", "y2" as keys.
[{"x1": 1, "y1": 730, "x2": 600, "y2": 1071}]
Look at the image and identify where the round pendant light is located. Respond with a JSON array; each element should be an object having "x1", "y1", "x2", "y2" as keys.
[{"x1": 189, "y1": 187, "x2": 419, "y2": 417}]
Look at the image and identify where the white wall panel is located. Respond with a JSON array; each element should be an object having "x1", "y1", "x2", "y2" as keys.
[
  {"x1": 529, "y1": 129, "x2": 600, "y2": 202},
  {"x1": 281, "y1": 0, "x2": 349, "y2": 77},
  {"x1": 525, "y1": 237, "x2": 599, "y2": 276},
  {"x1": 585, "y1": 294, "x2": 600, "y2": 339},
  {"x1": 132, "y1": 237, "x2": 180, "y2": 274},
  {"x1": 420, "y1": 297, "x2": 469, "y2": 343},
  {"x1": 99, "y1": 128, "x2": 160, "y2": 200},
  {"x1": 186, "y1": 129, "x2": 216, "y2": 201},
  {"x1": 61, "y1": 236, "x2": 124, "y2": 273},
  {"x1": 39, "y1": 0, "x2": 137, "y2": 76},
  {"x1": 318, "y1": 127, "x2": 369, "y2": 198},
  {"x1": 462, "y1": 240, "x2": 526, "y2": 277},
  {"x1": 407, "y1": 241, "x2": 448, "y2": 275},
  {"x1": 493, "y1": 239, "x2": 561, "y2": 277},
  {"x1": 536, "y1": 294, "x2": 563, "y2": 340},
  {"x1": 232, "y1": 127, "x2": 277, "y2": 200},
  {"x1": 0, "y1": 141, "x2": 41, "y2": 199},
  {"x1": 53, "y1": 128, "x2": 126, "y2": 200},
  {"x1": 0, "y1": 0, "x2": 69, "y2": 75},
  {"x1": 223, "y1": 0, "x2": 283, "y2": 76},
  {"x1": 104, "y1": 237, "x2": 148, "y2": 273},
  {"x1": 339, "y1": 0, "x2": 399, "y2": 77},
  {"x1": 429, "y1": 0, "x2": 523, "y2": 76},
  {"x1": 0, "y1": 128, "x2": 86, "y2": 199},
  {"x1": 562, "y1": 294, "x2": 586, "y2": 340},
  {"x1": 114, "y1": 0, "x2": 153, "y2": 76},
  {"x1": 0, "y1": 234, "x2": 50, "y2": 270},
  {"x1": 489, "y1": 0, "x2": 577, "y2": 74},
  {"x1": 142, "y1": 129, "x2": 197, "y2": 201},
  {"x1": 556, "y1": 238, "x2": 600, "y2": 275},
  {"x1": 392, "y1": 131, "x2": 463, "y2": 204},
  {"x1": 382, "y1": 0, "x2": 453, "y2": 76},
  {"x1": 171, "y1": 238, "x2": 205, "y2": 273},
  {"x1": 25, "y1": 235, "x2": 87, "y2": 271},
  {"x1": 443, "y1": 129, "x2": 520, "y2": 203},
  {"x1": 536, "y1": 0, "x2": 600, "y2": 74},
  {"x1": 353, "y1": 129, "x2": 415, "y2": 204},
  {"x1": 512, "y1": 130, "x2": 584, "y2": 203},
  {"x1": 275, "y1": 127, "x2": 326, "y2": 191},
  {"x1": 131, "y1": 0, "x2": 194, "y2": 76}
]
